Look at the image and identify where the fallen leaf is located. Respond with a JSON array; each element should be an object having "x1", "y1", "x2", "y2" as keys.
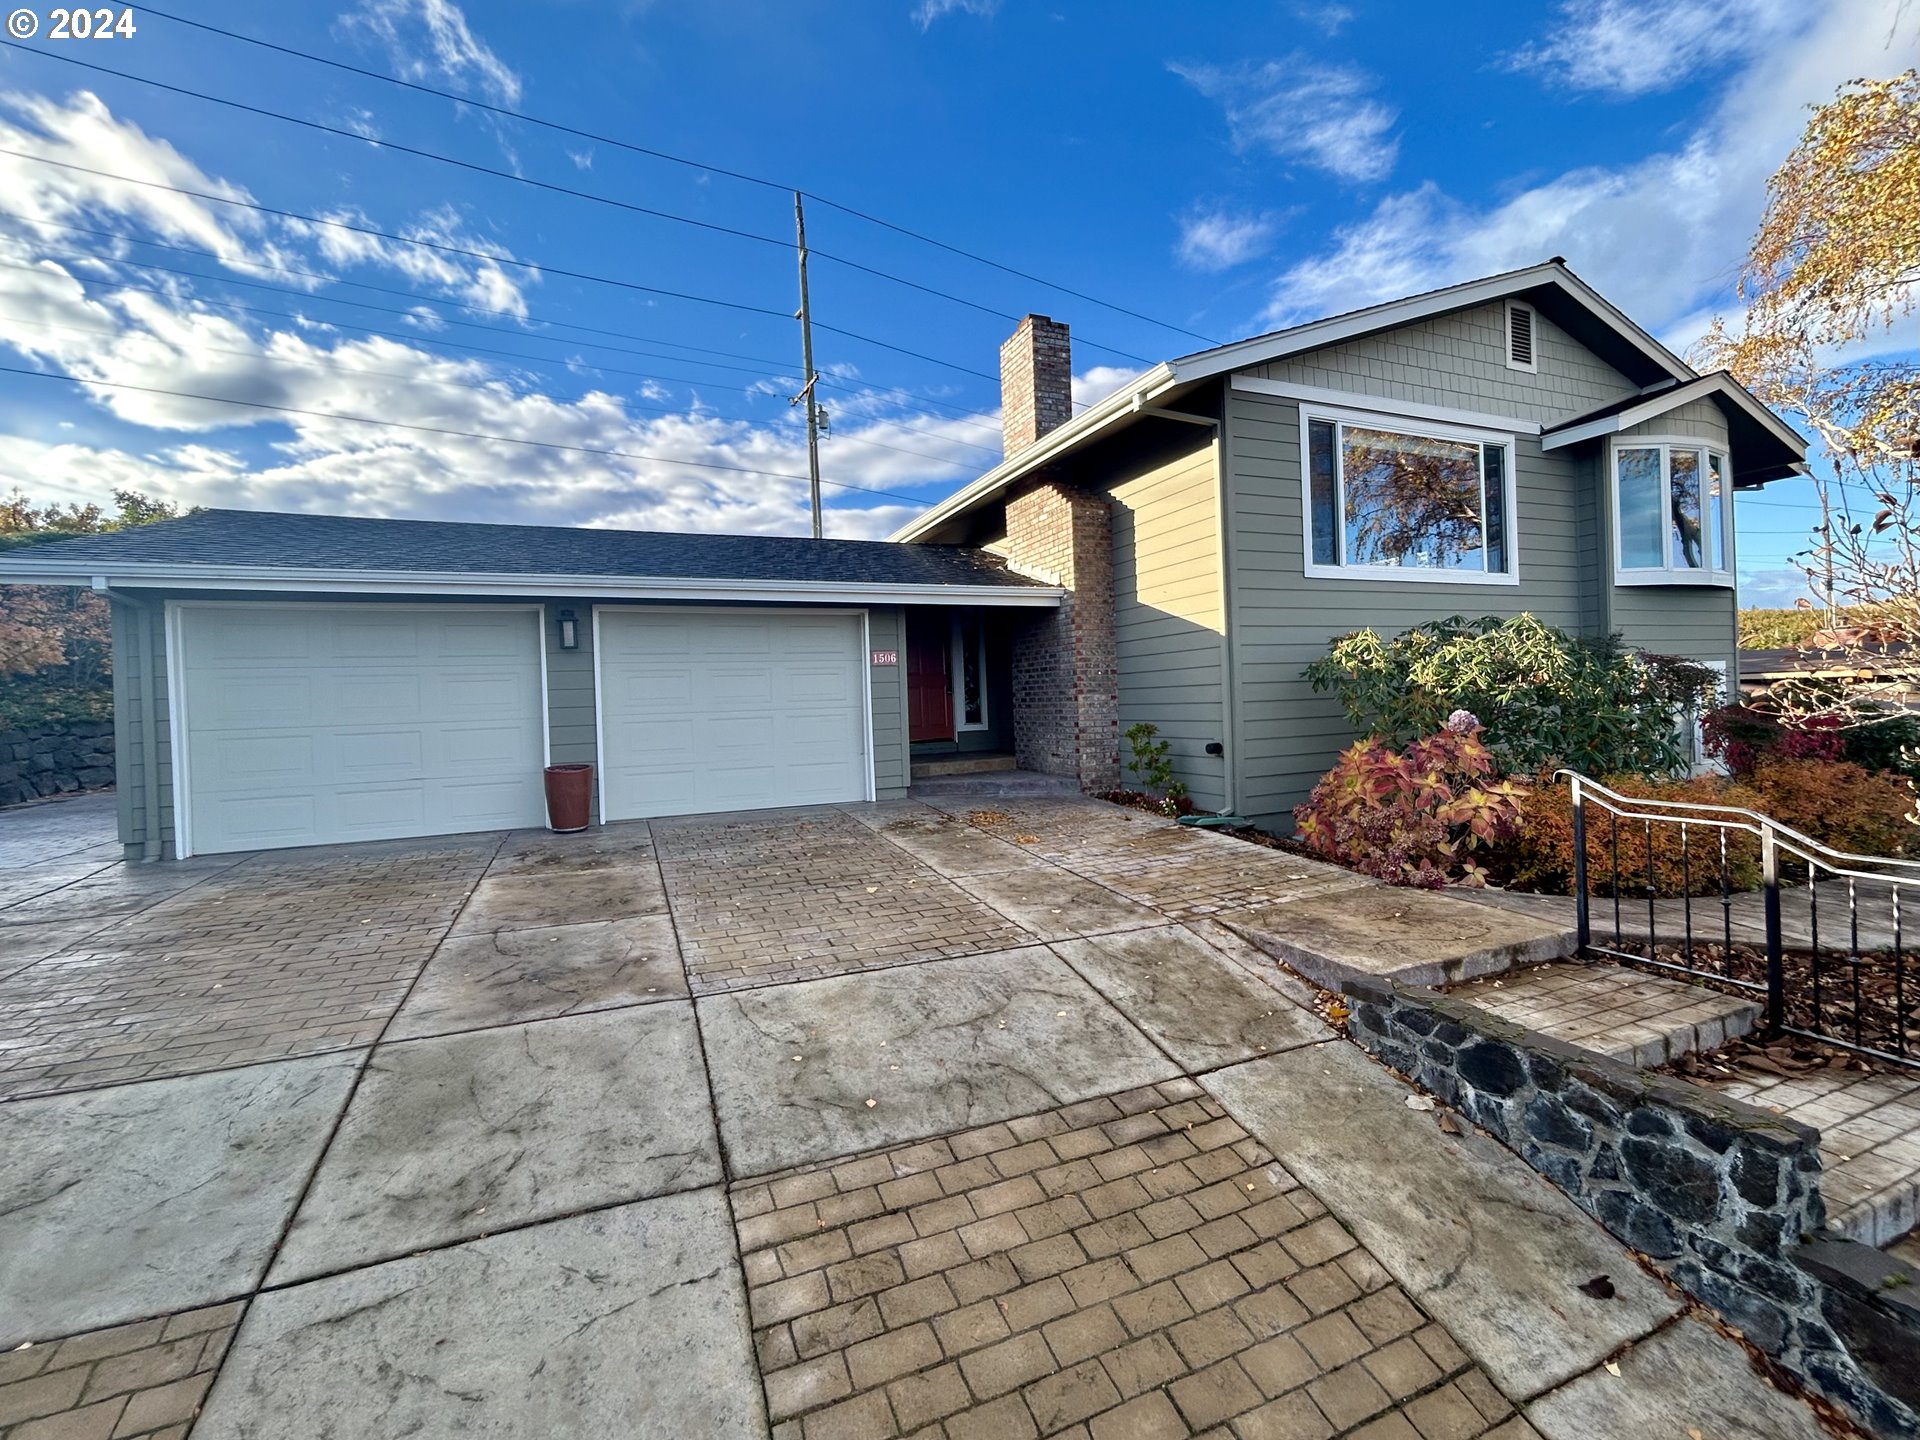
[
  {"x1": 1436, "y1": 1112, "x2": 1463, "y2": 1135},
  {"x1": 1603, "y1": 1360, "x2": 1622, "y2": 1377},
  {"x1": 1687, "y1": 1430, "x2": 1704, "y2": 1440},
  {"x1": 864, "y1": 1098, "x2": 877, "y2": 1108},
  {"x1": 1016, "y1": 834, "x2": 1040, "y2": 844},
  {"x1": 1404, "y1": 1095, "x2": 1436, "y2": 1112},
  {"x1": 1578, "y1": 1275, "x2": 1616, "y2": 1299},
  {"x1": 865, "y1": 886, "x2": 879, "y2": 894}
]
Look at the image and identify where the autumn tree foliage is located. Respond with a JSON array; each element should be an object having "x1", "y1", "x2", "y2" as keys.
[
  {"x1": 1699, "y1": 69, "x2": 1920, "y2": 720},
  {"x1": 0, "y1": 491, "x2": 186, "y2": 719}
]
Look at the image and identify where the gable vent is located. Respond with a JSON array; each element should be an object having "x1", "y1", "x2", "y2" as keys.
[{"x1": 1506, "y1": 302, "x2": 1537, "y2": 372}]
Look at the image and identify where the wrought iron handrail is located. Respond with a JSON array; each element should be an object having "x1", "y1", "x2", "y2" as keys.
[
  {"x1": 1556, "y1": 769, "x2": 1917, "y2": 1069},
  {"x1": 1552, "y1": 770, "x2": 1920, "y2": 877}
]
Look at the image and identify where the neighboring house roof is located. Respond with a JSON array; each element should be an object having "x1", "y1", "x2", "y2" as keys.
[
  {"x1": 0, "y1": 509, "x2": 1062, "y2": 605},
  {"x1": 892, "y1": 259, "x2": 1809, "y2": 544},
  {"x1": 1739, "y1": 641, "x2": 1917, "y2": 685},
  {"x1": 1539, "y1": 371, "x2": 1808, "y2": 484}
]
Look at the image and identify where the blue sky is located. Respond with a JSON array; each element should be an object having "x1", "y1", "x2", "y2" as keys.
[{"x1": 0, "y1": 0, "x2": 1911, "y2": 603}]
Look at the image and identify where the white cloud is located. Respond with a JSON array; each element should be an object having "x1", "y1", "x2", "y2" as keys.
[
  {"x1": 913, "y1": 0, "x2": 999, "y2": 29},
  {"x1": 297, "y1": 204, "x2": 534, "y2": 318},
  {"x1": 1738, "y1": 566, "x2": 1821, "y2": 608},
  {"x1": 1175, "y1": 206, "x2": 1279, "y2": 272},
  {"x1": 1288, "y1": 2, "x2": 1354, "y2": 36},
  {"x1": 1258, "y1": 0, "x2": 1914, "y2": 333},
  {"x1": 341, "y1": 0, "x2": 522, "y2": 105},
  {"x1": 1511, "y1": 0, "x2": 1801, "y2": 97},
  {"x1": 1072, "y1": 366, "x2": 1141, "y2": 409},
  {"x1": 1171, "y1": 57, "x2": 1398, "y2": 183}
]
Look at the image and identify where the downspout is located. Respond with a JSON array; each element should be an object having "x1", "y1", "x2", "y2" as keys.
[{"x1": 92, "y1": 583, "x2": 163, "y2": 863}]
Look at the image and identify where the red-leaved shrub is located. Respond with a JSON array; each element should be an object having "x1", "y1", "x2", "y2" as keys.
[{"x1": 1293, "y1": 723, "x2": 1527, "y2": 889}]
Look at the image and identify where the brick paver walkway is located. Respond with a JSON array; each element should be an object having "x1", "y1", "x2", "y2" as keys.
[
  {"x1": 655, "y1": 808, "x2": 1031, "y2": 994},
  {"x1": 0, "y1": 1301, "x2": 239, "y2": 1439},
  {"x1": 0, "y1": 836, "x2": 495, "y2": 1098},
  {"x1": 734, "y1": 1082, "x2": 1527, "y2": 1440}
]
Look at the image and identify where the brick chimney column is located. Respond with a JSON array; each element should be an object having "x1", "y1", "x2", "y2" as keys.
[
  {"x1": 1002, "y1": 479, "x2": 1118, "y2": 792},
  {"x1": 1000, "y1": 315, "x2": 1073, "y2": 457}
]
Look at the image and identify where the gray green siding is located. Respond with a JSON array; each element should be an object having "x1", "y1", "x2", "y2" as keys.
[
  {"x1": 111, "y1": 599, "x2": 173, "y2": 861},
  {"x1": 868, "y1": 605, "x2": 911, "y2": 798},
  {"x1": 1247, "y1": 301, "x2": 1634, "y2": 424},
  {"x1": 1110, "y1": 436, "x2": 1228, "y2": 811},
  {"x1": 1220, "y1": 304, "x2": 1742, "y2": 828},
  {"x1": 546, "y1": 603, "x2": 599, "y2": 823}
]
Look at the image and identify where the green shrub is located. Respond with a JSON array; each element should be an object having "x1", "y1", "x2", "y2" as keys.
[
  {"x1": 0, "y1": 681, "x2": 110, "y2": 733},
  {"x1": 1122, "y1": 721, "x2": 1188, "y2": 815},
  {"x1": 1737, "y1": 607, "x2": 1826, "y2": 650},
  {"x1": 1303, "y1": 614, "x2": 1720, "y2": 778},
  {"x1": 1293, "y1": 720, "x2": 1527, "y2": 889}
]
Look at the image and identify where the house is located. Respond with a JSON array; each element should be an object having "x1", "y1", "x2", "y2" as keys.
[
  {"x1": 0, "y1": 260, "x2": 1808, "y2": 860},
  {"x1": 895, "y1": 259, "x2": 1807, "y2": 822}
]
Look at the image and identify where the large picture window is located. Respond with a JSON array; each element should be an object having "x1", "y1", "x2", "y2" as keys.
[
  {"x1": 1303, "y1": 408, "x2": 1516, "y2": 583},
  {"x1": 1613, "y1": 439, "x2": 1733, "y2": 584}
]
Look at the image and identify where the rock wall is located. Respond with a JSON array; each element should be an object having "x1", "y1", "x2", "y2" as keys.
[
  {"x1": 1345, "y1": 974, "x2": 1920, "y2": 1440},
  {"x1": 0, "y1": 720, "x2": 114, "y2": 806}
]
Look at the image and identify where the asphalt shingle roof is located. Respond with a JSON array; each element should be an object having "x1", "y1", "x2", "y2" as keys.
[{"x1": 10, "y1": 509, "x2": 1042, "y2": 588}]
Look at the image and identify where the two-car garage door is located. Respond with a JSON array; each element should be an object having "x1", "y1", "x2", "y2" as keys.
[{"x1": 172, "y1": 603, "x2": 871, "y2": 854}]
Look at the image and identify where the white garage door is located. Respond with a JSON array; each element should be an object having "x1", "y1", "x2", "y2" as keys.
[
  {"x1": 176, "y1": 604, "x2": 546, "y2": 855},
  {"x1": 597, "y1": 608, "x2": 869, "y2": 821}
]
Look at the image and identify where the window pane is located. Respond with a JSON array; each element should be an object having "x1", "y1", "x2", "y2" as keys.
[
  {"x1": 959, "y1": 621, "x2": 985, "y2": 727},
  {"x1": 1340, "y1": 425, "x2": 1484, "y2": 571},
  {"x1": 1669, "y1": 448, "x2": 1703, "y2": 568},
  {"x1": 1617, "y1": 447, "x2": 1663, "y2": 567},
  {"x1": 1482, "y1": 443, "x2": 1508, "y2": 574},
  {"x1": 1308, "y1": 419, "x2": 1339, "y2": 566},
  {"x1": 1706, "y1": 453, "x2": 1728, "y2": 570}
]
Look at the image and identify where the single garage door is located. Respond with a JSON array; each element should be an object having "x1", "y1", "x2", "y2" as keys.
[
  {"x1": 176, "y1": 604, "x2": 546, "y2": 855},
  {"x1": 597, "y1": 608, "x2": 869, "y2": 820}
]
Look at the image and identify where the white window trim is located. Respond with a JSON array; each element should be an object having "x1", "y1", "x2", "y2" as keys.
[
  {"x1": 1683, "y1": 660, "x2": 1731, "y2": 774},
  {"x1": 1299, "y1": 403, "x2": 1521, "y2": 587},
  {"x1": 950, "y1": 615, "x2": 990, "y2": 732},
  {"x1": 1609, "y1": 435, "x2": 1736, "y2": 588},
  {"x1": 1505, "y1": 301, "x2": 1539, "y2": 374}
]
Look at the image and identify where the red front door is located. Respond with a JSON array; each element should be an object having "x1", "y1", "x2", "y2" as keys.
[{"x1": 907, "y1": 612, "x2": 953, "y2": 742}]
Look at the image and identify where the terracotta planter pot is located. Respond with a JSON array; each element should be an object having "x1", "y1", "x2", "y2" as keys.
[{"x1": 543, "y1": 763, "x2": 592, "y2": 833}]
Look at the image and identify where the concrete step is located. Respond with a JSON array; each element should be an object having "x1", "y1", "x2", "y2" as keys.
[
  {"x1": 1222, "y1": 884, "x2": 1575, "y2": 991},
  {"x1": 907, "y1": 772, "x2": 1080, "y2": 799},
  {"x1": 1448, "y1": 961, "x2": 1762, "y2": 1068},
  {"x1": 910, "y1": 753, "x2": 1019, "y2": 780}
]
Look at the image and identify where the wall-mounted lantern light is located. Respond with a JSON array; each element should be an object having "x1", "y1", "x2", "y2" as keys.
[{"x1": 558, "y1": 608, "x2": 579, "y2": 650}]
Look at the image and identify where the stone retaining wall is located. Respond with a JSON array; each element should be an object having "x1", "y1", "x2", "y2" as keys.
[
  {"x1": 0, "y1": 720, "x2": 113, "y2": 807},
  {"x1": 1344, "y1": 974, "x2": 1920, "y2": 1440}
]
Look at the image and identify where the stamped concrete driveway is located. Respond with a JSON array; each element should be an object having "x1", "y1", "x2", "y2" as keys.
[{"x1": 0, "y1": 795, "x2": 1827, "y2": 1440}]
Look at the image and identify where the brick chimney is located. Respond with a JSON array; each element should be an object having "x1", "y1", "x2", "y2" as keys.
[{"x1": 999, "y1": 315, "x2": 1072, "y2": 457}]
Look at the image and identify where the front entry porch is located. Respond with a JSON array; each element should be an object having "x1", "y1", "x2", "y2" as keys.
[{"x1": 905, "y1": 605, "x2": 1012, "y2": 759}]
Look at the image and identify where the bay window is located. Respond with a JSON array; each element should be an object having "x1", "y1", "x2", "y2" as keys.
[
  {"x1": 1613, "y1": 439, "x2": 1733, "y2": 583},
  {"x1": 1304, "y1": 407, "x2": 1517, "y2": 583}
]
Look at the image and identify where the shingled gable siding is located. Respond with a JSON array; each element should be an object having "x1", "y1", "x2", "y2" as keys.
[
  {"x1": 1223, "y1": 302, "x2": 1647, "y2": 830},
  {"x1": 1110, "y1": 435, "x2": 1228, "y2": 812},
  {"x1": 1609, "y1": 398, "x2": 1739, "y2": 683}
]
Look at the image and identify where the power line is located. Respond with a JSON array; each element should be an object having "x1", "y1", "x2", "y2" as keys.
[
  {"x1": 3, "y1": 40, "x2": 1154, "y2": 366},
  {"x1": 129, "y1": 3, "x2": 1216, "y2": 347},
  {"x1": 0, "y1": 270, "x2": 981, "y2": 472},
  {"x1": 1, "y1": 150, "x2": 1017, "y2": 387},
  {"x1": 0, "y1": 362, "x2": 941, "y2": 505},
  {"x1": 0, "y1": 210, "x2": 1010, "y2": 449}
]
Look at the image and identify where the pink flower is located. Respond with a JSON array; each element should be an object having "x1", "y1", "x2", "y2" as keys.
[{"x1": 1444, "y1": 709, "x2": 1480, "y2": 734}]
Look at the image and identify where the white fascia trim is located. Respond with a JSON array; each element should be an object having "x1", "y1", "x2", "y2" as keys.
[
  {"x1": 1230, "y1": 375, "x2": 1543, "y2": 436},
  {"x1": 0, "y1": 564, "x2": 1065, "y2": 607},
  {"x1": 1541, "y1": 373, "x2": 1808, "y2": 455},
  {"x1": 887, "y1": 363, "x2": 1179, "y2": 541}
]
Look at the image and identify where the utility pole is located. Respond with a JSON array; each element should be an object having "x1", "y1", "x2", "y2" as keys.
[{"x1": 792, "y1": 191, "x2": 823, "y2": 540}]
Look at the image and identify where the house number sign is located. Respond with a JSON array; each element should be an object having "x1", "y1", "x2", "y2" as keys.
[{"x1": 870, "y1": 649, "x2": 899, "y2": 666}]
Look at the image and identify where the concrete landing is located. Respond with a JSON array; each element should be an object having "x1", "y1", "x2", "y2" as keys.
[
  {"x1": 908, "y1": 771, "x2": 1082, "y2": 799},
  {"x1": 1223, "y1": 884, "x2": 1575, "y2": 991},
  {"x1": 1449, "y1": 961, "x2": 1762, "y2": 1068}
]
